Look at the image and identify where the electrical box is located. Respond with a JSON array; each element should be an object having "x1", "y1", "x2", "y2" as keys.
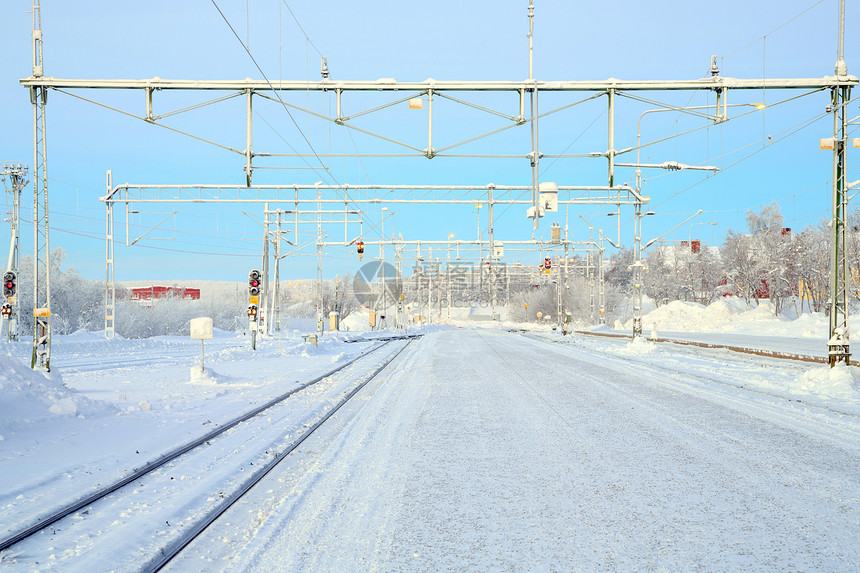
[{"x1": 539, "y1": 181, "x2": 559, "y2": 212}]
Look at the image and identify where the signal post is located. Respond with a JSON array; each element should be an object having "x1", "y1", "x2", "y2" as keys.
[{"x1": 248, "y1": 269, "x2": 261, "y2": 350}]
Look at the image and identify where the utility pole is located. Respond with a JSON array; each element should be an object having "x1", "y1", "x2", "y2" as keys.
[
  {"x1": 589, "y1": 244, "x2": 596, "y2": 323},
  {"x1": 261, "y1": 203, "x2": 270, "y2": 336},
  {"x1": 273, "y1": 212, "x2": 282, "y2": 334},
  {"x1": 598, "y1": 235, "x2": 606, "y2": 324},
  {"x1": 427, "y1": 248, "x2": 433, "y2": 323},
  {"x1": 30, "y1": 0, "x2": 51, "y2": 370},
  {"x1": 1, "y1": 164, "x2": 27, "y2": 342},
  {"x1": 562, "y1": 239, "x2": 569, "y2": 334},
  {"x1": 104, "y1": 170, "x2": 115, "y2": 340},
  {"x1": 395, "y1": 235, "x2": 404, "y2": 328},
  {"x1": 315, "y1": 182, "x2": 324, "y2": 334},
  {"x1": 488, "y1": 184, "x2": 496, "y2": 320},
  {"x1": 829, "y1": 0, "x2": 851, "y2": 365},
  {"x1": 631, "y1": 200, "x2": 644, "y2": 337}
]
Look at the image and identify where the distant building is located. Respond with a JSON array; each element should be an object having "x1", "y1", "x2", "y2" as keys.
[{"x1": 130, "y1": 286, "x2": 201, "y2": 302}]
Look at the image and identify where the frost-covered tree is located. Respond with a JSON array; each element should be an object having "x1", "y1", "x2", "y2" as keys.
[{"x1": 746, "y1": 203, "x2": 793, "y2": 313}]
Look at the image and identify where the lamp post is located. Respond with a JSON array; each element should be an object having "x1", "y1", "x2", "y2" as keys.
[
  {"x1": 689, "y1": 221, "x2": 718, "y2": 245},
  {"x1": 605, "y1": 209, "x2": 621, "y2": 247},
  {"x1": 631, "y1": 208, "x2": 656, "y2": 337},
  {"x1": 631, "y1": 210, "x2": 704, "y2": 335},
  {"x1": 613, "y1": 103, "x2": 751, "y2": 338}
]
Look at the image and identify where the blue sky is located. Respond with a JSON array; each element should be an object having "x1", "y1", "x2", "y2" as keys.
[{"x1": 0, "y1": 0, "x2": 857, "y2": 282}]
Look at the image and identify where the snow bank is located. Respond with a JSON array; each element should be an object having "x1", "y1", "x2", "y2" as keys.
[
  {"x1": 622, "y1": 299, "x2": 828, "y2": 338},
  {"x1": 614, "y1": 336, "x2": 656, "y2": 356},
  {"x1": 189, "y1": 366, "x2": 232, "y2": 385},
  {"x1": 0, "y1": 354, "x2": 115, "y2": 428},
  {"x1": 796, "y1": 365, "x2": 860, "y2": 401}
]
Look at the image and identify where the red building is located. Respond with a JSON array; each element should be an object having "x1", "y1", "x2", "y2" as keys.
[{"x1": 130, "y1": 286, "x2": 200, "y2": 301}]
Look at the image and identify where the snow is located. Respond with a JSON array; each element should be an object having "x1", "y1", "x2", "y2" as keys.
[
  {"x1": 619, "y1": 297, "x2": 827, "y2": 338},
  {"x1": 797, "y1": 363, "x2": 860, "y2": 401},
  {"x1": 0, "y1": 353, "x2": 115, "y2": 427},
  {"x1": 0, "y1": 306, "x2": 858, "y2": 570}
]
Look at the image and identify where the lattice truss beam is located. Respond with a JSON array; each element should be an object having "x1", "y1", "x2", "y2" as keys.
[{"x1": 21, "y1": 75, "x2": 856, "y2": 171}]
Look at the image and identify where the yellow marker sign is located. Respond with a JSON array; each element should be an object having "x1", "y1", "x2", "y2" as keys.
[
  {"x1": 34, "y1": 308, "x2": 50, "y2": 317},
  {"x1": 249, "y1": 296, "x2": 259, "y2": 304}
]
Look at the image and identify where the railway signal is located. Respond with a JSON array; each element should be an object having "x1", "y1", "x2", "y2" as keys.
[
  {"x1": 356, "y1": 240, "x2": 365, "y2": 261},
  {"x1": 248, "y1": 269, "x2": 261, "y2": 297},
  {"x1": 1, "y1": 303, "x2": 11, "y2": 317},
  {"x1": 3, "y1": 271, "x2": 16, "y2": 298},
  {"x1": 544, "y1": 257, "x2": 552, "y2": 274},
  {"x1": 247, "y1": 270, "x2": 262, "y2": 350}
]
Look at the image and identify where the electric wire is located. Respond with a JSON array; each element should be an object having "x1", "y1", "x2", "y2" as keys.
[
  {"x1": 209, "y1": 0, "x2": 335, "y2": 186},
  {"x1": 721, "y1": 0, "x2": 827, "y2": 59}
]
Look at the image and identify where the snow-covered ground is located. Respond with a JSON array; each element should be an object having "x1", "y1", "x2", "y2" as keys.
[{"x1": 0, "y1": 302, "x2": 858, "y2": 570}]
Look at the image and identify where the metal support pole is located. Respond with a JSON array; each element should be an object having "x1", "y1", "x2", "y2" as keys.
[
  {"x1": 836, "y1": 0, "x2": 847, "y2": 77},
  {"x1": 608, "y1": 88, "x2": 616, "y2": 189},
  {"x1": 380, "y1": 208, "x2": 387, "y2": 325},
  {"x1": 105, "y1": 170, "x2": 116, "y2": 339},
  {"x1": 31, "y1": 0, "x2": 50, "y2": 370},
  {"x1": 527, "y1": 0, "x2": 539, "y2": 232},
  {"x1": 2, "y1": 163, "x2": 26, "y2": 343},
  {"x1": 562, "y1": 240, "x2": 569, "y2": 334},
  {"x1": 245, "y1": 88, "x2": 253, "y2": 186},
  {"x1": 588, "y1": 242, "x2": 595, "y2": 323},
  {"x1": 315, "y1": 183, "x2": 324, "y2": 333},
  {"x1": 446, "y1": 242, "x2": 451, "y2": 321},
  {"x1": 598, "y1": 236, "x2": 606, "y2": 325},
  {"x1": 632, "y1": 201, "x2": 644, "y2": 337},
  {"x1": 527, "y1": 1, "x2": 534, "y2": 81},
  {"x1": 828, "y1": 0, "x2": 850, "y2": 365},
  {"x1": 530, "y1": 87, "x2": 540, "y2": 231},
  {"x1": 426, "y1": 88, "x2": 434, "y2": 158},
  {"x1": 274, "y1": 212, "x2": 281, "y2": 333},
  {"x1": 488, "y1": 184, "x2": 496, "y2": 319},
  {"x1": 261, "y1": 203, "x2": 270, "y2": 336},
  {"x1": 395, "y1": 236, "x2": 403, "y2": 328},
  {"x1": 829, "y1": 84, "x2": 851, "y2": 365},
  {"x1": 145, "y1": 87, "x2": 153, "y2": 121}
]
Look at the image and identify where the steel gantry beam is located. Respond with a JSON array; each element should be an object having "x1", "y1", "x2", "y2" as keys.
[
  {"x1": 19, "y1": 76, "x2": 854, "y2": 92},
  {"x1": 101, "y1": 183, "x2": 642, "y2": 205}
]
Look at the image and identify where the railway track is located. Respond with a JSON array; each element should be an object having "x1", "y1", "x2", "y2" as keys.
[
  {"x1": 520, "y1": 331, "x2": 860, "y2": 444},
  {"x1": 0, "y1": 336, "x2": 417, "y2": 571},
  {"x1": 573, "y1": 329, "x2": 828, "y2": 363}
]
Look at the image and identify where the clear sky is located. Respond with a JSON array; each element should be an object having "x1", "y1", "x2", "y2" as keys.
[{"x1": 0, "y1": 0, "x2": 857, "y2": 282}]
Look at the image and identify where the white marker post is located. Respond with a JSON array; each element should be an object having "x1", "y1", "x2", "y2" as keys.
[{"x1": 190, "y1": 317, "x2": 214, "y2": 372}]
